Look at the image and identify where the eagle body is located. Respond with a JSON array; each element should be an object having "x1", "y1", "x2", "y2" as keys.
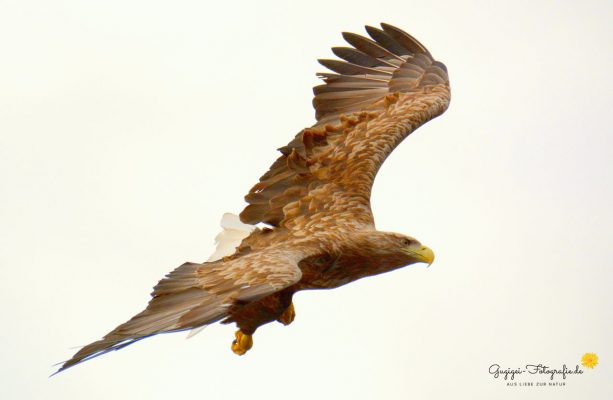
[
  {"x1": 225, "y1": 242, "x2": 420, "y2": 335},
  {"x1": 57, "y1": 23, "x2": 450, "y2": 373},
  {"x1": 226, "y1": 85, "x2": 449, "y2": 335}
]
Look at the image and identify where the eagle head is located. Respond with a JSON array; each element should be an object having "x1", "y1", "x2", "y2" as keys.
[{"x1": 354, "y1": 231, "x2": 435, "y2": 269}]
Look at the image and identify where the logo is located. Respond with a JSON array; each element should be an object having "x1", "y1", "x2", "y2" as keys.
[{"x1": 488, "y1": 353, "x2": 598, "y2": 388}]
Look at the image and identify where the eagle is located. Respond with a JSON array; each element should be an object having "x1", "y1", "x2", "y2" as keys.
[{"x1": 56, "y1": 22, "x2": 450, "y2": 373}]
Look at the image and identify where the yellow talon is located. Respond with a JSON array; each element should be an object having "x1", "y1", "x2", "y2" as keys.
[
  {"x1": 231, "y1": 330, "x2": 253, "y2": 356},
  {"x1": 277, "y1": 302, "x2": 295, "y2": 326}
]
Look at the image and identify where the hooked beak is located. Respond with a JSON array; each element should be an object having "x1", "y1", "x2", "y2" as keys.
[{"x1": 405, "y1": 245, "x2": 435, "y2": 267}]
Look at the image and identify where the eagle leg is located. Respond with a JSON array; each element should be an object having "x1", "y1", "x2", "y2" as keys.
[
  {"x1": 231, "y1": 330, "x2": 253, "y2": 355},
  {"x1": 277, "y1": 302, "x2": 296, "y2": 326}
]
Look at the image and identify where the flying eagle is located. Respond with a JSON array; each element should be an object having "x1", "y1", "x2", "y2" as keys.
[{"x1": 57, "y1": 23, "x2": 450, "y2": 373}]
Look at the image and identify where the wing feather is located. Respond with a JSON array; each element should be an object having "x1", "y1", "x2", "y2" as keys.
[
  {"x1": 317, "y1": 59, "x2": 393, "y2": 76},
  {"x1": 55, "y1": 249, "x2": 304, "y2": 373},
  {"x1": 380, "y1": 23, "x2": 432, "y2": 56},
  {"x1": 364, "y1": 25, "x2": 409, "y2": 55},
  {"x1": 240, "y1": 23, "x2": 450, "y2": 229},
  {"x1": 331, "y1": 47, "x2": 398, "y2": 68},
  {"x1": 341, "y1": 31, "x2": 404, "y2": 60}
]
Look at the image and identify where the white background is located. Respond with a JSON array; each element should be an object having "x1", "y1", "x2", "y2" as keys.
[{"x1": 1, "y1": 1, "x2": 611, "y2": 399}]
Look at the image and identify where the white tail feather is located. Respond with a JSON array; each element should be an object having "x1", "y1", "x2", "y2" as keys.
[
  {"x1": 207, "y1": 213, "x2": 256, "y2": 262},
  {"x1": 188, "y1": 213, "x2": 255, "y2": 338}
]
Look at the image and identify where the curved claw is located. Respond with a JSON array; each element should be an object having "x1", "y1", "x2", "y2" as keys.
[
  {"x1": 277, "y1": 302, "x2": 296, "y2": 326},
  {"x1": 231, "y1": 330, "x2": 253, "y2": 355}
]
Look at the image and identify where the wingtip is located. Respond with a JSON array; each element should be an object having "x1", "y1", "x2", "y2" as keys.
[
  {"x1": 341, "y1": 31, "x2": 363, "y2": 43},
  {"x1": 49, "y1": 361, "x2": 70, "y2": 377}
]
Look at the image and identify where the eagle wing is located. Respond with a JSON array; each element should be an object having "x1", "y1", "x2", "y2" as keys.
[
  {"x1": 240, "y1": 23, "x2": 450, "y2": 230},
  {"x1": 56, "y1": 247, "x2": 306, "y2": 373}
]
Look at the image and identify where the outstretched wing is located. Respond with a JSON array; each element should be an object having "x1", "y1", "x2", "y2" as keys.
[
  {"x1": 55, "y1": 247, "x2": 303, "y2": 373},
  {"x1": 240, "y1": 23, "x2": 450, "y2": 229}
]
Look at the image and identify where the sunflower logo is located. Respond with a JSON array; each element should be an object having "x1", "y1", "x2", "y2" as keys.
[{"x1": 581, "y1": 353, "x2": 599, "y2": 369}]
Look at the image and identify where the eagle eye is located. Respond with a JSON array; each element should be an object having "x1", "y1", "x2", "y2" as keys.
[{"x1": 402, "y1": 238, "x2": 412, "y2": 246}]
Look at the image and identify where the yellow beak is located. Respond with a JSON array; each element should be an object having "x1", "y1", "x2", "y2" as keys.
[{"x1": 406, "y1": 245, "x2": 435, "y2": 266}]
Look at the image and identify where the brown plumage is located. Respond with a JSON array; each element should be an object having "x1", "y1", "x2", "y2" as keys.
[{"x1": 56, "y1": 22, "x2": 450, "y2": 374}]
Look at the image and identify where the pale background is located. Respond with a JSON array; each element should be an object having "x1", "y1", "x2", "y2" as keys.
[{"x1": 1, "y1": 0, "x2": 611, "y2": 399}]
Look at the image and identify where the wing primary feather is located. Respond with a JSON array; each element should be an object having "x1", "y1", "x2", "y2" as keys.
[
  {"x1": 331, "y1": 47, "x2": 397, "y2": 68},
  {"x1": 313, "y1": 81, "x2": 386, "y2": 95},
  {"x1": 313, "y1": 87, "x2": 388, "y2": 100},
  {"x1": 365, "y1": 25, "x2": 411, "y2": 55},
  {"x1": 318, "y1": 59, "x2": 392, "y2": 76},
  {"x1": 380, "y1": 23, "x2": 432, "y2": 56},
  {"x1": 341, "y1": 32, "x2": 404, "y2": 61},
  {"x1": 316, "y1": 72, "x2": 390, "y2": 83}
]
